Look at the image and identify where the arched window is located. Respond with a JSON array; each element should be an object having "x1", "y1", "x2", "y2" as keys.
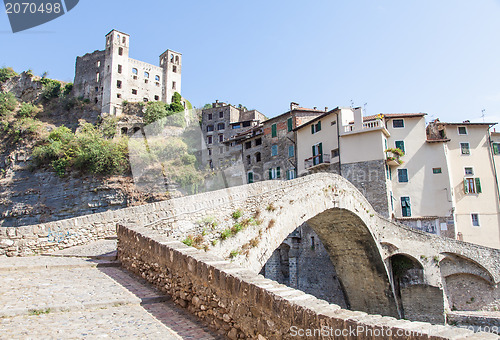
[
  {"x1": 170, "y1": 54, "x2": 174, "y2": 62},
  {"x1": 132, "y1": 68, "x2": 138, "y2": 75},
  {"x1": 155, "y1": 75, "x2": 160, "y2": 81},
  {"x1": 144, "y1": 72, "x2": 149, "y2": 78},
  {"x1": 175, "y1": 56, "x2": 179, "y2": 64},
  {"x1": 217, "y1": 123, "x2": 225, "y2": 130}
]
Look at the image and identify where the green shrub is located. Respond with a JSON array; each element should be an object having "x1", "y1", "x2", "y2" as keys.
[
  {"x1": 63, "y1": 83, "x2": 73, "y2": 96},
  {"x1": 232, "y1": 209, "x2": 242, "y2": 220},
  {"x1": 229, "y1": 250, "x2": 239, "y2": 259},
  {"x1": 0, "y1": 67, "x2": 17, "y2": 82},
  {"x1": 100, "y1": 116, "x2": 119, "y2": 138},
  {"x1": 0, "y1": 92, "x2": 17, "y2": 116},
  {"x1": 220, "y1": 229, "x2": 231, "y2": 240},
  {"x1": 40, "y1": 78, "x2": 61, "y2": 101},
  {"x1": 18, "y1": 102, "x2": 38, "y2": 118},
  {"x1": 182, "y1": 235, "x2": 194, "y2": 247}
]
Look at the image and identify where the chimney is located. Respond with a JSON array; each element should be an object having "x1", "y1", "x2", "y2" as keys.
[
  {"x1": 290, "y1": 102, "x2": 299, "y2": 111},
  {"x1": 313, "y1": 107, "x2": 317, "y2": 110},
  {"x1": 325, "y1": 107, "x2": 328, "y2": 112}
]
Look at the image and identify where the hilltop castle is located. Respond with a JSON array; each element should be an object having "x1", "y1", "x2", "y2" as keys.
[{"x1": 73, "y1": 29, "x2": 182, "y2": 116}]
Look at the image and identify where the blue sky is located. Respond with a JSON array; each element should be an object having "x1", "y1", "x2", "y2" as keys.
[{"x1": 1, "y1": 0, "x2": 500, "y2": 125}]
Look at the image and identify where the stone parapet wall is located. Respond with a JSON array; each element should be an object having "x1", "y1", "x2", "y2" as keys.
[{"x1": 117, "y1": 223, "x2": 496, "y2": 340}]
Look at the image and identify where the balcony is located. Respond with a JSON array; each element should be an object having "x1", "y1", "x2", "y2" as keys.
[
  {"x1": 343, "y1": 119, "x2": 389, "y2": 136},
  {"x1": 385, "y1": 148, "x2": 404, "y2": 166},
  {"x1": 304, "y1": 154, "x2": 331, "y2": 169}
]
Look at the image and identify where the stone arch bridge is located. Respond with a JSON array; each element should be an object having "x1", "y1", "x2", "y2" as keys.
[
  {"x1": 140, "y1": 173, "x2": 500, "y2": 324},
  {"x1": 3, "y1": 173, "x2": 499, "y2": 327}
]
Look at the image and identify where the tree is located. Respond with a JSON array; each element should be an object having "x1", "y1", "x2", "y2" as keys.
[{"x1": 0, "y1": 67, "x2": 17, "y2": 83}]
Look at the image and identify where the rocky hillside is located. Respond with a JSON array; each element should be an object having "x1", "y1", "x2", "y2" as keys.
[{"x1": 0, "y1": 69, "x2": 170, "y2": 228}]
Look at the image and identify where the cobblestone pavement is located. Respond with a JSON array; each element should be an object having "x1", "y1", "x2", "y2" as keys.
[{"x1": 0, "y1": 243, "x2": 225, "y2": 339}]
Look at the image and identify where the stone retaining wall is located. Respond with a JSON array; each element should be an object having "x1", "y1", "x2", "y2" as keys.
[{"x1": 117, "y1": 223, "x2": 497, "y2": 340}]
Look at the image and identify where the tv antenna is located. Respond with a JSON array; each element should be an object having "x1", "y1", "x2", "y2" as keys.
[
  {"x1": 363, "y1": 103, "x2": 368, "y2": 115},
  {"x1": 481, "y1": 109, "x2": 486, "y2": 122},
  {"x1": 350, "y1": 99, "x2": 354, "y2": 108}
]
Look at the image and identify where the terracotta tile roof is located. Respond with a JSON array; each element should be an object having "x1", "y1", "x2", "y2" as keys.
[{"x1": 363, "y1": 113, "x2": 427, "y2": 121}]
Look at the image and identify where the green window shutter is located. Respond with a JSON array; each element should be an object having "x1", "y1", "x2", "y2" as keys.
[
  {"x1": 272, "y1": 124, "x2": 277, "y2": 137},
  {"x1": 248, "y1": 172, "x2": 253, "y2": 184},
  {"x1": 395, "y1": 141, "x2": 405, "y2": 154},
  {"x1": 277, "y1": 167, "x2": 281, "y2": 178},
  {"x1": 475, "y1": 178, "x2": 482, "y2": 193},
  {"x1": 311, "y1": 124, "x2": 315, "y2": 134},
  {"x1": 317, "y1": 121, "x2": 321, "y2": 132},
  {"x1": 312, "y1": 145, "x2": 317, "y2": 157},
  {"x1": 287, "y1": 118, "x2": 293, "y2": 132},
  {"x1": 318, "y1": 143, "x2": 323, "y2": 163},
  {"x1": 464, "y1": 179, "x2": 469, "y2": 194},
  {"x1": 269, "y1": 168, "x2": 273, "y2": 180},
  {"x1": 494, "y1": 143, "x2": 499, "y2": 155}
]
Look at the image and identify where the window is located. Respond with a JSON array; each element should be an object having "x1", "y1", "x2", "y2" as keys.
[
  {"x1": 122, "y1": 36, "x2": 126, "y2": 44},
  {"x1": 286, "y1": 169, "x2": 296, "y2": 180},
  {"x1": 208, "y1": 149, "x2": 212, "y2": 156},
  {"x1": 208, "y1": 113, "x2": 213, "y2": 120},
  {"x1": 395, "y1": 140, "x2": 405, "y2": 154},
  {"x1": 271, "y1": 144, "x2": 278, "y2": 156},
  {"x1": 132, "y1": 68, "x2": 138, "y2": 75},
  {"x1": 206, "y1": 125, "x2": 214, "y2": 132},
  {"x1": 311, "y1": 121, "x2": 322, "y2": 134},
  {"x1": 398, "y1": 169, "x2": 408, "y2": 183},
  {"x1": 471, "y1": 214, "x2": 480, "y2": 227},
  {"x1": 401, "y1": 197, "x2": 411, "y2": 217},
  {"x1": 173, "y1": 65, "x2": 177, "y2": 73},
  {"x1": 433, "y1": 168, "x2": 442, "y2": 174},
  {"x1": 271, "y1": 123, "x2": 277, "y2": 137},
  {"x1": 95, "y1": 87, "x2": 99, "y2": 92},
  {"x1": 232, "y1": 124, "x2": 240, "y2": 129},
  {"x1": 154, "y1": 95, "x2": 159, "y2": 101},
  {"x1": 132, "y1": 89, "x2": 137, "y2": 95},
  {"x1": 269, "y1": 167, "x2": 281, "y2": 179},
  {"x1": 247, "y1": 172, "x2": 254, "y2": 184},
  {"x1": 117, "y1": 94, "x2": 121, "y2": 99},
  {"x1": 219, "y1": 111, "x2": 224, "y2": 118},
  {"x1": 96, "y1": 72, "x2": 100, "y2": 82},
  {"x1": 493, "y1": 143, "x2": 500, "y2": 155},
  {"x1": 118, "y1": 65, "x2": 122, "y2": 74},
  {"x1": 155, "y1": 75, "x2": 160, "y2": 81},
  {"x1": 287, "y1": 118, "x2": 293, "y2": 132},
  {"x1": 255, "y1": 152, "x2": 261, "y2": 162},
  {"x1": 331, "y1": 149, "x2": 339, "y2": 158},
  {"x1": 288, "y1": 145, "x2": 295, "y2": 158},
  {"x1": 392, "y1": 119, "x2": 404, "y2": 128},
  {"x1": 218, "y1": 134, "x2": 224, "y2": 142},
  {"x1": 385, "y1": 164, "x2": 391, "y2": 179},
  {"x1": 144, "y1": 72, "x2": 149, "y2": 78},
  {"x1": 255, "y1": 138, "x2": 262, "y2": 146},
  {"x1": 97, "y1": 61, "x2": 101, "y2": 68},
  {"x1": 242, "y1": 121, "x2": 251, "y2": 127},
  {"x1": 116, "y1": 80, "x2": 122, "y2": 89},
  {"x1": 458, "y1": 126, "x2": 467, "y2": 135},
  {"x1": 312, "y1": 143, "x2": 323, "y2": 165},
  {"x1": 464, "y1": 177, "x2": 482, "y2": 194},
  {"x1": 172, "y1": 81, "x2": 176, "y2": 89},
  {"x1": 246, "y1": 155, "x2": 251, "y2": 165},
  {"x1": 217, "y1": 123, "x2": 225, "y2": 130},
  {"x1": 464, "y1": 167, "x2": 474, "y2": 176},
  {"x1": 118, "y1": 47, "x2": 123, "y2": 56},
  {"x1": 245, "y1": 141, "x2": 252, "y2": 150},
  {"x1": 207, "y1": 136, "x2": 213, "y2": 144},
  {"x1": 460, "y1": 143, "x2": 470, "y2": 155},
  {"x1": 143, "y1": 98, "x2": 149, "y2": 103}
]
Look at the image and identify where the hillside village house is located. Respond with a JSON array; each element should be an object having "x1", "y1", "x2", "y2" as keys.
[{"x1": 295, "y1": 108, "x2": 500, "y2": 249}]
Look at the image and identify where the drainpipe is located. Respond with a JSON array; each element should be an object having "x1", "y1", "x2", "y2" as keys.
[
  {"x1": 337, "y1": 110, "x2": 341, "y2": 176},
  {"x1": 487, "y1": 125, "x2": 500, "y2": 207}
]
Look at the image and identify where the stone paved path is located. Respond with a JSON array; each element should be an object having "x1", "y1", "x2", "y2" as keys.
[{"x1": 0, "y1": 243, "x2": 225, "y2": 339}]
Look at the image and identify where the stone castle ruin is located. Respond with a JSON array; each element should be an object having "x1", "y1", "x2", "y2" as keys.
[{"x1": 73, "y1": 29, "x2": 182, "y2": 116}]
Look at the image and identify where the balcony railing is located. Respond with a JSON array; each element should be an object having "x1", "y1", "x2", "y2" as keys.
[
  {"x1": 304, "y1": 154, "x2": 331, "y2": 169},
  {"x1": 344, "y1": 119, "x2": 384, "y2": 133}
]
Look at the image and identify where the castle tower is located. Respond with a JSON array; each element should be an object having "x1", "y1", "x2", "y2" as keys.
[
  {"x1": 102, "y1": 29, "x2": 130, "y2": 115},
  {"x1": 159, "y1": 49, "x2": 182, "y2": 104}
]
